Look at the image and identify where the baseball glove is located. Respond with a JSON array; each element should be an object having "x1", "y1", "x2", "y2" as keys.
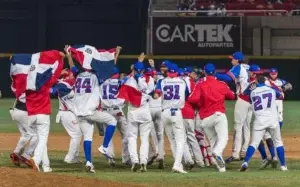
[{"x1": 282, "y1": 83, "x2": 292, "y2": 92}]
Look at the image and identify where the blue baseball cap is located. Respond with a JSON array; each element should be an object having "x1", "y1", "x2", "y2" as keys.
[
  {"x1": 160, "y1": 60, "x2": 172, "y2": 67},
  {"x1": 183, "y1": 66, "x2": 193, "y2": 74},
  {"x1": 178, "y1": 68, "x2": 185, "y2": 76},
  {"x1": 145, "y1": 67, "x2": 153, "y2": 75},
  {"x1": 229, "y1": 51, "x2": 244, "y2": 61},
  {"x1": 113, "y1": 67, "x2": 119, "y2": 74},
  {"x1": 204, "y1": 63, "x2": 215, "y2": 75},
  {"x1": 249, "y1": 64, "x2": 261, "y2": 73},
  {"x1": 134, "y1": 62, "x2": 144, "y2": 72},
  {"x1": 168, "y1": 63, "x2": 178, "y2": 73},
  {"x1": 269, "y1": 68, "x2": 278, "y2": 75}
]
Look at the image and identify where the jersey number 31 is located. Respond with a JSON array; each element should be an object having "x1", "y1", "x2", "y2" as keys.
[{"x1": 163, "y1": 85, "x2": 180, "y2": 100}]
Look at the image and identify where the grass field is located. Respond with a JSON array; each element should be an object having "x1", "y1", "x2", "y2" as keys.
[{"x1": 0, "y1": 99, "x2": 300, "y2": 187}]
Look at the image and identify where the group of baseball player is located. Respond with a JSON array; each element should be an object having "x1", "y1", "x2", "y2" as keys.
[{"x1": 9, "y1": 47, "x2": 292, "y2": 174}]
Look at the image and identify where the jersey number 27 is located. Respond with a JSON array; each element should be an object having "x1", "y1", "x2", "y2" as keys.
[
  {"x1": 163, "y1": 85, "x2": 180, "y2": 100},
  {"x1": 252, "y1": 93, "x2": 272, "y2": 111},
  {"x1": 75, "y1": 78, "x2": 91, "y2": 93}
]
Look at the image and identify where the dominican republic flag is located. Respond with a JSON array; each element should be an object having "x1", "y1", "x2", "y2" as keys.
[
  {"x1": 10, "y1": 50, "x2": 64, "y2": 95},
  {"x1": 118, "y1": 77, "x2": 149, "y2": 107},
  {"x1": 68, "y1": 45, "x2": 116, "y2": 82}
]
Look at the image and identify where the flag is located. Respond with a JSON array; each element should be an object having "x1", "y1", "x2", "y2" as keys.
[
  {"x1": 117, "y1": 77, "x2": 149, "y2": 107},
  {"x1": 10, "y1": 50, "x2": 64, "y2": 93},
  {"x1": 68, "y1": 45, "x2": 116, "y2": 82}
]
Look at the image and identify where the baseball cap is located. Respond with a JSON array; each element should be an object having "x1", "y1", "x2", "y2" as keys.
[
  {"x1": 178, "y1": 68, "x2": 185, "y2": 76},
  {"x1": 133, "y1": 62, "x2": 144, "y2": 72},
  {"x1": 168, "y1": 63, "x2": 178, "y2": 73},
  {"x1": 204, "y1": 63, "x2": 215, "y2": 75},
  {"x1": 249, "y1": 64, "x2": 261, "y2": 73},
  {"x1": 269, "y1": 68, "x2": 278, "y2": 75},
  {"x1": 229, "y1": 51, "x2": 244, "y2": 61},
  {"x1": 160, "y1": 60, "x2": 172, "y2": 67},
  {"x1": 145, "y1": 67, "x2": 153, "y2": 75},
  {"x1": 183, "y1": 66, "x2": 193, "y2": 74}
]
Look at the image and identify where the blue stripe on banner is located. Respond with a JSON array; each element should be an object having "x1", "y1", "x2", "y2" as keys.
[
  {"x1": 72, "y1": 44, "x2": 86, "y2": 49},
  {"x1": 35, "y1": 69, "x2": 53, "y2": 90},
  {"x1": 11, "y1": 54, "x2": 32, "y2": 65},
  {"x1": 90, "y1": 58, "x2": 115, "y2": 84},
  {"x1": 56, "y1": 83, "x2": 72, "y2": 97}
]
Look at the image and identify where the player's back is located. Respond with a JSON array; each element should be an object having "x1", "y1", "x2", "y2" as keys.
[
  {"x1": 250, "y1": 85, "x2": 278, "y2": 125},
  {"x1": 73, "y1": 71, "x2": 100, "y2": 116},
  {"x1": 100, "y1": 78, "x2": 124, "y2": 108},
  {"x1": 160, "y1": 77, "x2": 187, "y2": 110}
]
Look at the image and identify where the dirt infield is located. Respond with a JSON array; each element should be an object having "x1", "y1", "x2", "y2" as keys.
[
  {"x1": 0, "y1": 167, "x2": 143, "y2": 187},
  {"x1": 0, "y1": 132, "x2": 299, "y2": 187}
]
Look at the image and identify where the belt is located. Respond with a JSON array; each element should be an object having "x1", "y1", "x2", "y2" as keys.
[
  {"x1": 102, "y1": 107, "x2": 119, "y2": 111},
  {"x1": 15, "y1": 101, "x2": 27, "y2": 111},
  {"x1": 162, "y1": 108, "x2": 179, "y2": 112}
]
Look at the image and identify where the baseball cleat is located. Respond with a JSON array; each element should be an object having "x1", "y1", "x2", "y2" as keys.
[
  {"x1": 29, "y1": 158, "x2": 40, "y2": 172},
  {"x1": 64, "y1": 157, "x2": 82, "y2": 164},
  {"x1": 240, "y1": 162, "x2": 248, "y2": 172},
  {"x1": 158, "y1": 159, "x2": 164, "y2": 169},
  {"x1": 131, "y1": 163, "x2": 139, "y2": 172},
  {"x1": 280, "y1": 166, "x2": 288, "y2": 171},
  {"x1": 140, "y1": 164, "x2": 147, "y2": 172},
  {"x1": 185, "y1": 162, "x2": 195, "y2": 170},
  {"x1": 98, "y1": 145, "x2": 113, "y2": 159},
  {"x1": 20, "y1": 156, "x2": 33, "y2": 167},
  {"x1": 172, "y1": 166, "x2": 188, "y2": 174},
  {"x1": 213, "y1": 154, "x2": 225, "y2": 169},
  {"x1": 10, "y1": 153, "x2": 21, "y2": 166},
  {"x1": 196, "y1": 161, "x2": 206, "y2": 168},
  {"x1": 43, "y1": 166, "x2": 53, "y2": 173},
  {"x1": 147, "y1": 154, "x2": 158, "y2": 166},
  {"x1": 271, "y1": 157, "x2": 278, "y2": 169},
  {"x1": 108, "y1": 158, "x2": 116, "y2": 167},
  {"x1": 225, "y1": 156, "x2": 240, "y2": 163},
  {"x1": 85, "y1": 161, "x2": 96, "y2": 173},
  {"x1": 218, "y1": 167, "x2": 226, "y2": 172},
  {"x1": 260, "y1": 159, "x2": 271, "y2": 169}
]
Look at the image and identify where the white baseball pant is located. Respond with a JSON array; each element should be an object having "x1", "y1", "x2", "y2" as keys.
[
  {"x1": 201, "y1": 112, "x2": 229, "y2": 158},
  {"x1": 127, "y1": 104, "x2": 152, "y2": 165},
  {"x1": 149, "y1": 107, "x2": 164, "y2": 160},
  {"x1": 162, "y1": 109, "x2": 185, "y2": 169},
  {"x1": 10, "y1": 108, "x2": 38, "y2": 160},
  {"x1": 29, "y1": 114, "x2": 51, "y2": 169},
  {"x1": 241, "y1": 110, "x2": 253, "y2": 155},
  {"x1": 79, "y1": 110, "x2": 117, "y2": 142},
  {"x1": 184, "y1": 118, "x2": 204, "y2": 165},
  {"x1": 56, "y1": 111, "x2": 82, "y2": 162},
  {"x1": 232, "y1": 98, "x2": 252, "y2": 159},
  {"x1": 98, "y1": 108, "x2": 130, "y2": 163},
  {"x1": 276, "y1": 100, "x2": 283, "y2": 122},
  {"x1": 250, "y1": 123, "x2": 283, "y2": 149}
]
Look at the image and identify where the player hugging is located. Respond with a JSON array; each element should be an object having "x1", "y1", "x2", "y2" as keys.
[{"x1": 9, "y1": 47, "x2": 292, "y2": 174}]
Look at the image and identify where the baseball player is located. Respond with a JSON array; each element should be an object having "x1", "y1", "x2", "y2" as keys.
[
  {"x1": 53, "y1": 69, "x2": 83, "y2": 164},
  {"x1": 240, "y1": 75, "x2": 287, "y2": 171},
  {"x1": 216, "y1": 52, "x2": 252, "y2": 162},
  {"x1": 266, "y1": 68, "x2": 292, "y2": 129},
  {"x1": 97, "y1": 67, "x2": 130, "y2": 166},
  {"x1": 146, "y1": 59, "x2": 165, "y2": 169},
  {"x1": 118, "y1": 55, "x2": 153, "y2": 172},
  {"x1": 181, "y1": 67, "x2": 205, "y2": 168},
  {"x1": 154, "y1": 63, "x2": 188, "y2": 174},
  {"x1": 9, "y1": 87, "x2": 38, "y2": 168},
  {"x1": 27, "y1": 51, "x2": 64, "y2": 172},
  {"x1": 189, "y1": 63, "x2": 235, "y2": 172},
  {"x1": 72, "y1": 66, "x2": 117, "y2": 173}
]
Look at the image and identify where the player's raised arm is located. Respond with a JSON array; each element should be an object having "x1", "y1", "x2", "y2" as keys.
[
  {"x1": 114, "y1": 46, "x2": 122, "y2": 65},
  {"x1": 64, "y1": 45, "x2": 79, "y2": 75},
  {"x1": 153, "y1": 79, "x2": 162, "y2": 99}
]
